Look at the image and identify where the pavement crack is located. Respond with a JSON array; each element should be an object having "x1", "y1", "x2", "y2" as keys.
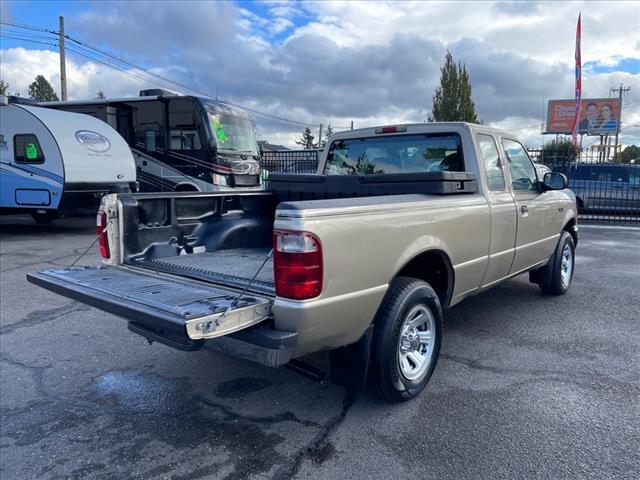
[
  {"x1": 0, "y1": 303, "x2": 90, "y2": 336},
  {"x1": 197, "y1": 395, "x2": 322, "y2": 428},
  {"x1": 273, "y1": 389, "x2": 357, "y2": 479}
]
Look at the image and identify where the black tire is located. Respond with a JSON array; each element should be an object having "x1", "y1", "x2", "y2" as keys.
[
  {"x1": 538, "y1": 231, "x2": 575, "y2": 295},
  {"x1": 370, "y1": 276, "x2": 443, "y2": 402},
  {"x1": 31, "y1": 210, "x2": 59, "y2": 224}
]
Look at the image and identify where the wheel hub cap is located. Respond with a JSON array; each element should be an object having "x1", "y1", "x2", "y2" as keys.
[{"x1": 397, "y1": 304, "x2": 436, "y2": 381}]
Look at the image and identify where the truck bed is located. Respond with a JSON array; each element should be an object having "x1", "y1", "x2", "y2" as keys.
[{"x1": 135, "y1": 248, "x2": 275, "y2": 296}]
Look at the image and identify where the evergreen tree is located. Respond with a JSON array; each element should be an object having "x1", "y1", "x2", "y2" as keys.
[
  {"x1": 429, "y1": 51, "x2": 478, "y2": 123},
  {"x1": 295, "y1": 127, "x2": 316, "y2": 149},
  {"x1": 27, "y1": 75, "x2": 59, "y2": 101},
  {"x1": 322, "y1": 124, "x2": 334, "y2": 147}
]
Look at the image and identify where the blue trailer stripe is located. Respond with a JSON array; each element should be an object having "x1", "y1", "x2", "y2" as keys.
[{"x1": 0, "y1": 162, "x2": 65, "y2": 185}]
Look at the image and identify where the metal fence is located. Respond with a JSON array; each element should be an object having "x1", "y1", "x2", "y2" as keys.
[
  {"x1": 261, "y1": 150, "x2": 320, "y2": 174},
  {"x1": 260, "y1": 148, "x2": 638, "y2": 225},
  {"x1": 530, "y1": 149, "x2": 639, "y2": 225}
]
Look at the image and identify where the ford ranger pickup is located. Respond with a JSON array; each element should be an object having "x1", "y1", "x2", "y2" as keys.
[{"x1": 28, "y1": 123, "x2": 578, "y2": 401}]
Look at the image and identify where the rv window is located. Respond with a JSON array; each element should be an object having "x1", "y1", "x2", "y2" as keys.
[
  {"x1": 169, "y1": 129, "x2": 202, "y2": 151},
  {"x1": 14, "y1": 134, "x2": 45, "y2": 164}
]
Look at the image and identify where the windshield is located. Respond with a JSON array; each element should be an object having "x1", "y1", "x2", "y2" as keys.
[{"x1": 207, "y1": 112, "x2": 258, "y2": 155}]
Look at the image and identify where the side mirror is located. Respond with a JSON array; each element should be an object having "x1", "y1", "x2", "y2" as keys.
[{"x1": 543, "y1": 172, "x2": 567, "y2": 190}]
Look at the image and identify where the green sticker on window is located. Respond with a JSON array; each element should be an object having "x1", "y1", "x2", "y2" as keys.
[
  {"x1": 211, "y1": 116, "x2": 228, "y2": 142},
  {"x1": 26, "y1": 143, "x2": 38, "y2": 160}
]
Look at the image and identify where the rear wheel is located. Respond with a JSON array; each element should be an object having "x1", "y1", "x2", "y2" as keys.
[
  {"x1": 370, "y1": 277, "x2": 443, "y2": 402},
  {"x1": 31, "y1": 210, "x2": 59, "y2": 224},
  {"x1": 538, "y1": 231, "x2": 575, "y2": 295}
]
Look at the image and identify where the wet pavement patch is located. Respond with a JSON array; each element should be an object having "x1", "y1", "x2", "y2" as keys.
[
  {"x1": 91, "y1": 370, "x2": 190, "y2": 416},
  {"x1": 214, "y1": 377, "x2": 273, "y2": 398}
]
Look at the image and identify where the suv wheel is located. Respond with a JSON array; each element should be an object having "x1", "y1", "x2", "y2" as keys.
[{"x1": 370, "y1": 277, "x2": 443, "y2": 402}]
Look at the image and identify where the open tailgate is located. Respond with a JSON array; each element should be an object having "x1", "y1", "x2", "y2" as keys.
[{"x1": 27, "y1": 266, "x2": 273, "y2": 347}]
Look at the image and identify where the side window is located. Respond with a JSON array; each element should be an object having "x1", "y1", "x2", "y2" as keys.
[
  {"x1": 132, "y1": 101, "x2": 165, "y2": 154},
  {"x1": 502, "y1": 138, "x2": 537, "y2": 191},
  {"x1": 168, "y1": 99, "x2": 202, "y2": 152},
  {"x1": 477, "y1": 134, "x2": 505, "y2": 191},
  {"x1": 14, "y1": 134, "x2": 45, "y2": 164}
]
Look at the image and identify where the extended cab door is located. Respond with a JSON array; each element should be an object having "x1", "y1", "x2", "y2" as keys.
[
  {"x1": 476, "y1": 133, "x2": 517, "y2": 287},
  {"x1": 502, "y1": 138, "x2": 560, "y2": 274}
]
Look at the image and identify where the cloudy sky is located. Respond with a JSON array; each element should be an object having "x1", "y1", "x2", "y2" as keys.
[{"x1": 1, "y1": 0, "x2": 639, "y2": 148}]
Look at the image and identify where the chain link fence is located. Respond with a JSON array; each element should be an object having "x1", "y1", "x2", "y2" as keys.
[{"x1": 530, "y1": 149, "x2": 639, "y2": 225}]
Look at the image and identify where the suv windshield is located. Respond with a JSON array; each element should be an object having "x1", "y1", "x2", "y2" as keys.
[
  {"x1": 324, "y1": 133, "x2": 464, "y2": 175},
  {"x1": 207, "y1": 112, "x2": 258, "y2": 155}
]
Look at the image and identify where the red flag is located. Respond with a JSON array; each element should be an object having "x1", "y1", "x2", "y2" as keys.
[{"x1": 571, "y1": 13, "x2": 582, "y2": 151}]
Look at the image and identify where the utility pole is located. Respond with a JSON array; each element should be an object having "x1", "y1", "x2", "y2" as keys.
[
  {"x1": 318, "y1": 124, "x2": 323, "y2": 148},
  {"x1": 350, "y1": 120, "x2": 353, "y2": 130},
  {"x1": 59, "y1": 16, "x2": 67, "y2": 101},
  {"x1": 610, "y1": 84, "x2": 630, "y2": 162}
]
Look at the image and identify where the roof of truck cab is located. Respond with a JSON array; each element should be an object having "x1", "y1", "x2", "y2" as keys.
[{"x1": 332, "y1": 122, "x2": 517, "y2": 140}]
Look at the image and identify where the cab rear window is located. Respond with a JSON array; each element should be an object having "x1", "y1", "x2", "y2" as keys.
[{"x1": 324, "y1": 133, "x2": 464, "y2": 175}]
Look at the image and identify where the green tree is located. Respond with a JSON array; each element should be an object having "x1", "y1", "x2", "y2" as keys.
[
  {"x1": 540, "y1": 138, "x2": 577, "y2": 163},
  {"x1": 27, "y1": 75, "x2": 59, "y2": 101},
  {"x1": 620, "y1": 145, "x2": 640, "y2": 163},
  {"x1": 0, "y1": 80, "x2": 9, "y2": 96},
  {"x1": 429, "y1": 50, "x2": 479, "y2": 123},
  {"x1": 95, "y1": 90, "x2": 106, "y2": 99},
  {"x1": 295, "y1": 127, "x2": 316, "y2": 149},
  {"x1": 321, "y1": 124, "x2": 334, "y2": 148}
]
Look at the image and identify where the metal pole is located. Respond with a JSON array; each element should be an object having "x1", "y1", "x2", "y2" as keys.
[
  {"x1": 59, "y1": 16, "x2": 67, "y2": 101},
  {"x1": 611, "y1": 85, "x2": 629, "y2": 162},
  {"x1": 350, "y1": 121, "x2": 354, "y2": 130},
  {"x1": 318, "y1": 124, "x2": 323, "y2": 148}
]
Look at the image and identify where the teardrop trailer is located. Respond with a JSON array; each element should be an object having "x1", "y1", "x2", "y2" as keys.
[{"x1": 0, "y1": 96, "x2": 136, "y2": 223}]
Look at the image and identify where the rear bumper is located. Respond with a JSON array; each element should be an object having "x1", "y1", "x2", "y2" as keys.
[{"x1": 26, "y1": 269, "x2": 297, "y2": 367}]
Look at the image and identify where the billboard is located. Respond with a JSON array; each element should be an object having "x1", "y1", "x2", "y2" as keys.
[{"x1": 547, "y1": 98, "x2": 621, "y2": 135}]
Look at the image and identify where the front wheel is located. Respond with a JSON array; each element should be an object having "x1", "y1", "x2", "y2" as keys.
[
  {"x1": 370, "y1": 277, "x2": 443, "y2": 402},
  {"x1": 538, "y1": 231, "x2": 575, "y2": 295}
]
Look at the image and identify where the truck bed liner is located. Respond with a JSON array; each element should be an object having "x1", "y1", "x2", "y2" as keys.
[{"x1": 137, "y1": 248, "x2": 275, "y2": 295}]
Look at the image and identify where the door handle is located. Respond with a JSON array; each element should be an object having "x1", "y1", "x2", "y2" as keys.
[{"x1": 520, "y1": 205, "x2": 528, "y2": 214}]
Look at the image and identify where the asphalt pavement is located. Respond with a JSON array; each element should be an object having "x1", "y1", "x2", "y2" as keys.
[{"x1": 1, "y1": 215, "x2": 638, "y2": 480}]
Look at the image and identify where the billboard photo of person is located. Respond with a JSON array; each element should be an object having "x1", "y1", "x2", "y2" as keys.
[
  {"x1": 596, "y1": 104, "x2": 618, "y2": 131},
  {"x1": 578, "y1": 102, "x2": 598, "y2": 133}
]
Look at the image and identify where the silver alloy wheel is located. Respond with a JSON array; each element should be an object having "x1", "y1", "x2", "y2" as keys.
[
  {"x1": 560, "y1": 243, "x2": 573, "y2": 288},
  {"x1": 398, "y1": 304, "x2": 436, "y2": 381}
]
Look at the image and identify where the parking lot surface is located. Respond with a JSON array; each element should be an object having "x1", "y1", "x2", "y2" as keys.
[{"x1": 1, "y1": 215, "x2": 639, "y2": 480}]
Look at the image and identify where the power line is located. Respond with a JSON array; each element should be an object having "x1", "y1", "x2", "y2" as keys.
[
  {"x1": 0, "y1": 34, "x2": 57, "y2": 48},
  {"x1": 0, "y1": 20, "x2": 55, "y2": 34},
  {"x1": 2, "y1": 19, "x2": 350, "y2": 130}
]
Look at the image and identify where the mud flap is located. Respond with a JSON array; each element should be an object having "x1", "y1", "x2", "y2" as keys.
[{"x1": 329, "y1": 325, "x2": 374, "y2": 390}]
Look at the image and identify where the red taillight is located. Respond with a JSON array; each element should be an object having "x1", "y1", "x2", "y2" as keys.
[
  {"x1": 273, "y1": 230, "x2": 322, "y2": 300},
  {"x1": 96, "y1": 212, "x2": 110, "y2": 259}
]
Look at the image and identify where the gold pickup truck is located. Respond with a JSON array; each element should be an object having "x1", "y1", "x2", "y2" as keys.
[{"x1": 29, "y1": 123, "x2": 578, "y2": 401}]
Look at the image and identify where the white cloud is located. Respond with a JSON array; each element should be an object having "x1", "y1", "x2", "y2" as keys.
[{"x1": 1, "y1": 0, "x2": 639, "y2": 148}]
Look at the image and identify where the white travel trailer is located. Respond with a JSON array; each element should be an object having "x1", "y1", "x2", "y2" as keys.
[{"x1": 0, "y1": 97, "x2": 136, "y2": 223}]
